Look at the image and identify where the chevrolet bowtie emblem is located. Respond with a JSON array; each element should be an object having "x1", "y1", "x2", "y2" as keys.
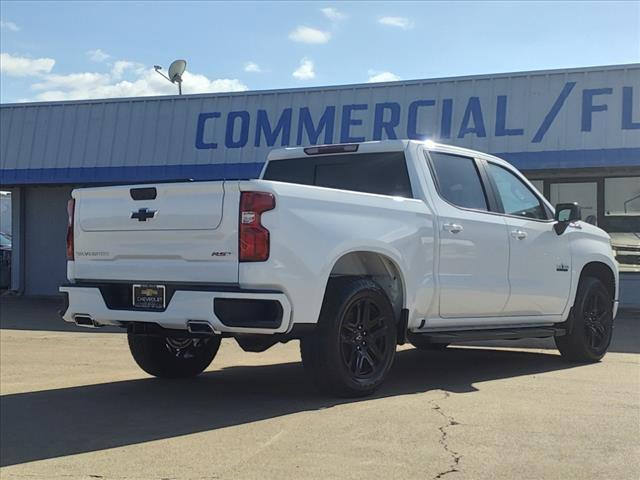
[{"x1": 131, "y1": 208, "x2": 157, "y2": 222}]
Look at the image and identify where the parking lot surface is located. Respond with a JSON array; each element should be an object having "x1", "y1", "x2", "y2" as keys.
[{"x1": 0, "y1": 296, "x2": 639, "y2": 480}]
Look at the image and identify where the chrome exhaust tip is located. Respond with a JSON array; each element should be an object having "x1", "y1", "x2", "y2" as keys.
[
  {"x1": 74, "y1": 314, "x2": 100, "y2": 328},
  {"x1": 186, "y1": 320, "x2": 214, "y2": 335}
]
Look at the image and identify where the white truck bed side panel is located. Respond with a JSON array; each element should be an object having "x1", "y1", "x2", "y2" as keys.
[{"x1": 238, "y1": 180, "x2": 436, "y2": 328}]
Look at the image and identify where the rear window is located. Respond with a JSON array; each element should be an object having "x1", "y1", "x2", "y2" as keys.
[{"x1": 262, "y1": 152, "x2": 413, "y2": 198}]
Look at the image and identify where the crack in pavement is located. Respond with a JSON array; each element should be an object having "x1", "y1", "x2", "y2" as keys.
[{"x1": 430, "y1": 391, "x2": 462, "y2": 479}]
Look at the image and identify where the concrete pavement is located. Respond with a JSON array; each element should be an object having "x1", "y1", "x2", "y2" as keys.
[{"x1": 0, "y1": 297, "x2": 638, "y2": 479}]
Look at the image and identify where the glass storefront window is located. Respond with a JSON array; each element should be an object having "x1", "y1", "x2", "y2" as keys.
[
  {"x1": 602, "y1": 177, "x2": 640, "y2": 234},
  {"x1": 550, "y1": 182, "x2": 598, "y2": 225},
  {"x1": 603, "y1": 177, "x2": 639, "y2": 273},
  {"x1": 605, "y1": 177, "x2": 640, "y2": 216},
  {"x1": 529, "y1": 180, "x2": 544, "y2": 196},
  {"x1": 0, "y1": 191, "x2": 11, "y2": 237}
]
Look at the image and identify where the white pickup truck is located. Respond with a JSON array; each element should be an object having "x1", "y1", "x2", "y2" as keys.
[{"x1": 60, "y1": 140, "x2": 619, "y2": 397}]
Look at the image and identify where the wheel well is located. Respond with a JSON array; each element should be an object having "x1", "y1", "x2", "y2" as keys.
[
  {"x1": 328, "y1": 251, "x2": 404, "y2": 320},
  {"x1": 579, "y1": 262, "x2": 616, "y2": 300}
]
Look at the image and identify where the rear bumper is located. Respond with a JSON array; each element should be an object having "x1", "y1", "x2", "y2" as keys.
[{"x1": 59, "y1": 284, "x2": 292, "y2": 334}]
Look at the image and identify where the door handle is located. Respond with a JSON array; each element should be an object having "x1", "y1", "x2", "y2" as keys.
[
  {"x1": 511, "y1": 229, "x2": 528, "y2": 240},
  {"x1": 443, "y1": 223, "x2": 464, "y2": 234}
]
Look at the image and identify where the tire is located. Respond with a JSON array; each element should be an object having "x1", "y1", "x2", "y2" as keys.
[
  {"x1": 555, "y1": 276, "x2": 614, "y2": 363},
  {"x1": 300, "y1": 277, "x2": 397, "y2": 397},
  {"x1": 128, "y1": 331, "x2": 221, "y2": 378},
  {"x1": 408, "y1": 334, "x2": 450, "y2": 351}
]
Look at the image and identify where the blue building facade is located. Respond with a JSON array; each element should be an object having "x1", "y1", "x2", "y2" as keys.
[{"x1": 1, "y1": 64, "x2": 639, "y2": 299}]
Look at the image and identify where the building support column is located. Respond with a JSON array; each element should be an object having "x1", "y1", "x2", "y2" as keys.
[{"x1": 10, "y1": 187, "x2": 25, "y2": 294}]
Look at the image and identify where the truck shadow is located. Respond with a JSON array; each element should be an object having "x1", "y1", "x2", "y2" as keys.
[
  {"x1": 1, "y1": 346, "x2": 580, "y2": 467},
  {"x1": 0, "y1": 296, "x2": 122, "y2": 334}
]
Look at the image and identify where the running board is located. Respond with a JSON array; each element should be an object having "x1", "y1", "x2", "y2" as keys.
[{"x1": 416, "y1": 326, "x2": 565, "y2": 343}]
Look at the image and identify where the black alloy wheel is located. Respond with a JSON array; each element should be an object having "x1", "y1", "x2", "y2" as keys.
[
  {"x1": 300, "y1": 276, "x2": 397, "y2": 397},
  {"x1": 555, "y1": 276, "x2": 613, "y2": 362},
  {"x1": 128, "y1": 330, "x2": 221, "y2": 378},
  {"x1": 340, "y1": 298, "x2": 391, "y2": 380},
  {"x1": 582, "y1": 288, "x2": 611, "y2": 353},
  {"x1": 165, "y1": 337, "x2": 211, "y2": 359}
]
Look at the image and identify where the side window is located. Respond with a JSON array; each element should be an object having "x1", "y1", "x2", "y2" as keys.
[
  {"x1": 428, "y1": 152, "x2": 488, "y2": 210},
  {"x1": 487, "y1": 163, "x2": 549, "y2": 220}
]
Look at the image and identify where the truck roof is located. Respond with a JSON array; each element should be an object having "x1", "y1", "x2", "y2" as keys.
[{"x1": 266, "y1": 139, "x2": 510, "y2": 168}]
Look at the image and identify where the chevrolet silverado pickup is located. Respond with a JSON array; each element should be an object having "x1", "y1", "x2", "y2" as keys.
[{"x1": 60, "y1": 140, "x2": 619, "y2": 397}]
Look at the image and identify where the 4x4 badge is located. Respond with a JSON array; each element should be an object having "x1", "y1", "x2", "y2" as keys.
[{"x1": 556, "y1": 263, "x2": 569, "y2": 272}]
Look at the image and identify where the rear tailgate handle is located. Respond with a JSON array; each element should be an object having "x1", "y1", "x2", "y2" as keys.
[{"x1": 130, "y1": 187, "x2": 157, "y2": 200}]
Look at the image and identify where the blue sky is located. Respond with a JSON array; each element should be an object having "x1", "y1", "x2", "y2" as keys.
[{"x1": 1, "y1": 0, "x2": 638, "y2": 103}]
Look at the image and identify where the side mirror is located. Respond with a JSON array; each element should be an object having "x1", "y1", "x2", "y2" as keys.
[
  {"x1": 554, "y1": 202, "x2": 581, "y2": 235},
  {"x1": 584, "y1": 215, "x2": 597, "y2": 226}
]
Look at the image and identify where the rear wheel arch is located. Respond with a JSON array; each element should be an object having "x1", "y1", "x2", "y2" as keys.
[{"x1": 324, "y1": 250, "x2": 406, "y2": 322}]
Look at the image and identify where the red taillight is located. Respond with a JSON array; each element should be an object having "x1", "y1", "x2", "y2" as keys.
[
  {"x1": 66, "y1": 199, "x2": 75, "y2": 260},
  {"x1": 239, "y1": 192, "x2": 275, "y2": 262}
]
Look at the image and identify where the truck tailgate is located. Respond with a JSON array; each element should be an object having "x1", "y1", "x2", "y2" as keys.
[{"x1": 71, "y1": 181, "x2": 241, "y2": 283}]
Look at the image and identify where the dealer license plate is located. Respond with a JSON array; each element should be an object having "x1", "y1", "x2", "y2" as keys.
[{"x1": 132, "y1": 284, "x2": 166, "y2": 310}]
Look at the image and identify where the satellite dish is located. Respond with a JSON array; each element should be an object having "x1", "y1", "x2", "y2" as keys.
[{"x1": 168, "y1": 59, "x2": 187, "y2": 83}]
